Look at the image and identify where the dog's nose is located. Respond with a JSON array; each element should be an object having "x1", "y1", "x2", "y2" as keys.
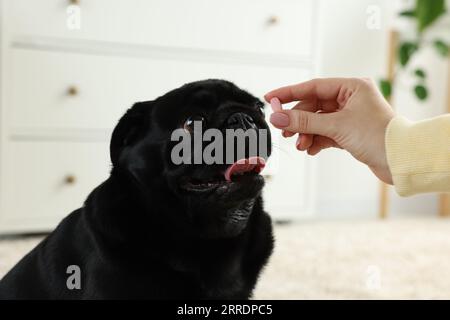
[{"x1": 227, "y1": 112, "x2": 257, "y2": 130}]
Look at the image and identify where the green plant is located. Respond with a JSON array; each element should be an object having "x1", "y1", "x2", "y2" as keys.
[{"x1": 380, "y1": 0, "x2": 449, "y2": 101}]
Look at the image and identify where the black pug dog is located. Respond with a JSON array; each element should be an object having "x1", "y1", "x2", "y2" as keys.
[{"x1": 0, "y1": 79, "x2": 273, "y2": 299}]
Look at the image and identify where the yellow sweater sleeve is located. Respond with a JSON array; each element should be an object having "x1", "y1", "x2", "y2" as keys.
[{"x1": 385, "y1": 115, "x2": 450, "y2": 196}]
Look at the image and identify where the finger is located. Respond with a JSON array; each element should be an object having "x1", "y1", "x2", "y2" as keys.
[
  {"x1": 283, "y1": 100, "x2": 318, "y2": 138},
  {"x1": 282, "y1": 130, "x2": 290, "y2": 138},
  {"x1": 269, "y1": 97, "x2": 289, "y2": 137},
  {"x1": 319, "y1": 99, "x2": 341, "y2": 112},
  {"x1": 270, "y1": 109, "x2": 337, "y2": 136},
  {"x1": 307, "y1": 136, "x2": 341, "y2": 155},
  {"x1": 270, "y1": 98, "x2": 290, "y2": 138},
  {"x1": 283, "y1": 130, "x2": 295, "y2": 138},
  {"x1": 265, "y1": 78, "x2": 354, "y2": 104},
  {"x1": 295, "y1": 134, "x2": 314, "y2": 151},
  {"x1": 291, "y1": 99, "x2": 318, "y2": 112}
]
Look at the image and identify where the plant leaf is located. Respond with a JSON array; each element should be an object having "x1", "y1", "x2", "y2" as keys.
[
  {"x1": 416, "y1": 0, "x2": 446, "y2": 33},
  {"x1": 414, "y1": 68, "x2": 426, "y2": 79},
  {"x1": 399, "y1": 42, "x2": 418, "y2": 67},
  {"x1": 414, "y1": 85, "x2": 428, "y2": 101},
  {"x1": 379, "y1": 79, "x2": 392, "y2": 99},
  {"x1": 399, "y1": 10, "x2": 416, "y2": 18},
  {"x1": 434, "y1": 39, "x2": 449, "y2": 57}
]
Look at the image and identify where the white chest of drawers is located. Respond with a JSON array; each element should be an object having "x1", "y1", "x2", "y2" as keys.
[{"x1": 0, "y1": 0, "x2": 319, "y2": 234}]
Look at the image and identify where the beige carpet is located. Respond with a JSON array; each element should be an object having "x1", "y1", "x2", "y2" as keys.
[{"x1": 1, "y1": 218, "x2": 450, "y2": 299}]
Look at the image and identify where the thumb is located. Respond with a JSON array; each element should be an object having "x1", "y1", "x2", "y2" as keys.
[{"x1": 270, "y1": 110, "x2": 336, "y2": 136}]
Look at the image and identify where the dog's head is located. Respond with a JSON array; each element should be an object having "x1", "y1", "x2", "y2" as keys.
[{"x1": 110, "y1": 80, "x2": 271, "y2": 238}]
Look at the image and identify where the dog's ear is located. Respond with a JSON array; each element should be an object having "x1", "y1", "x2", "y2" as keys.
[{"x1": 110, "y1": 101, "x2": 153, "y2": 166}]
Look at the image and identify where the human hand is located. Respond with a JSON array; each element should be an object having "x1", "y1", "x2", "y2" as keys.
[{"x1": 265, "y1": 78, "x2": 395, "y2": 184}]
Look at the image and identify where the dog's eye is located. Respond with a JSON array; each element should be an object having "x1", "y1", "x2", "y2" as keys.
[{"x1": 183, "y1": 115, "x2": 206, "y2": 132}]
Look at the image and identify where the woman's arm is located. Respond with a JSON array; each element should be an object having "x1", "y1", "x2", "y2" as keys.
[{"x1": 386, "y1": 115, "x2": 450, "y2": 196}]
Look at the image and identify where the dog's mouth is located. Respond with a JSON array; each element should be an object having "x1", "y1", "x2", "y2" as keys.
[{"x1": 180, "y1": 156, "x2": 266, "y2": 192}]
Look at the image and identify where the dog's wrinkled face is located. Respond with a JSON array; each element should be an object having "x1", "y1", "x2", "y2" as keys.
[{"x1": 111, "y1": 80, "x2": 271, "y2": 238}]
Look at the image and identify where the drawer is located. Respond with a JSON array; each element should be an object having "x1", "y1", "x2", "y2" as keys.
[
  {"x1": 8, "y1": 48, "x2": 310, "y2": 131},
  {"x1": 7, "y1": 0, "x2": 314, "y2": 57},
  {"x1": 0, "y1": 141, "x2": 110, "y2": 233}
]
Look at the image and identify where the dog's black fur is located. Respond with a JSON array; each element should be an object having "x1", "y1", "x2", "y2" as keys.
[{"x1": 0, "y1": 80, "x2": 273, "y2": 299}]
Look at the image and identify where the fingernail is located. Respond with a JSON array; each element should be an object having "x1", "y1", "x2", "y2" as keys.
[
  {"x1": 270, "y1": 112, "x2": 290, "y2": 128},
  {"x1": 296, "y1": 135, "x2": 302, "y2": 150}
]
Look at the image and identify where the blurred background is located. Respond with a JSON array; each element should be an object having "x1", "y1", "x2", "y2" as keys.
[{"x1": 0, "y1": 0, "x2": 449, "y2": 299}]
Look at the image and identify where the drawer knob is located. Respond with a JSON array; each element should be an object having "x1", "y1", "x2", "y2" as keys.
[
  {"x1": 67, "y1": 86, "x2": 79, "y2": 96},
  {"x1": 69, "y1": 0, "x2": 80, "y2": 5},
  {"x1": 267, "y1": 15, "x2": 279, "y2": 26},
  {"x1": 65, "y1": 175, "x2": 77, "y2": 185}
]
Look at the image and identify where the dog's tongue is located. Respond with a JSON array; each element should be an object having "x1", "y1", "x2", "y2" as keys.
[{"x1": 224, "y1": 157, "x2": 266, "y2": 182}]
